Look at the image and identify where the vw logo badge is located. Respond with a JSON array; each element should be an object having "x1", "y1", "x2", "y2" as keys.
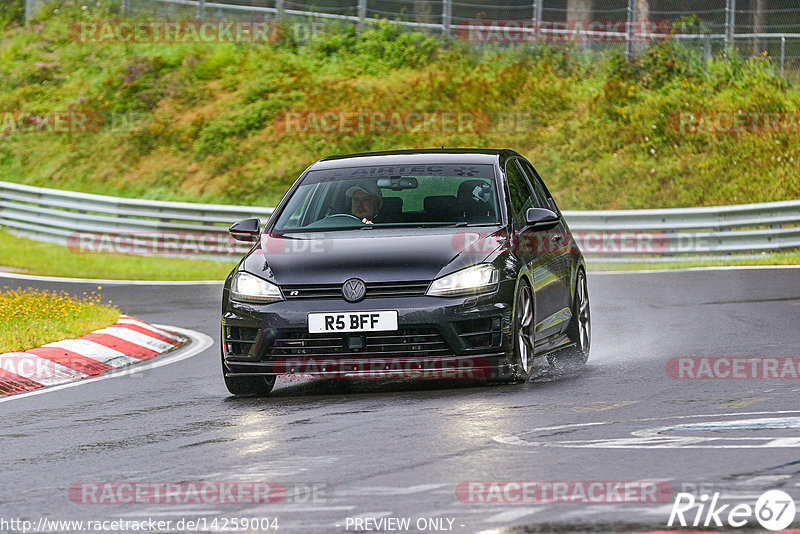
[{"x1": 342, "y1": 278, "x2": 366, "y2": 302}]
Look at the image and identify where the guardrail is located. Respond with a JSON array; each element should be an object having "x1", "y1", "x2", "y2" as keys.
[
  {"x1": 0, "y1": 180, "x2": 273, "y2": 260},
  {"x1": 562, "y1": 200, "x2": 800, "y2": 257},
  {"x1": 1, "y1": 180, "x2": 798, "y2": 260}
]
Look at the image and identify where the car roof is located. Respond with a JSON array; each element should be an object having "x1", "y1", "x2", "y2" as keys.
[{"x1": 311, "y1": 148, "x2": 521, "y2": 170}]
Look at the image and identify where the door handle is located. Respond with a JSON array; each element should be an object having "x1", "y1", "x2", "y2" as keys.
[{"x1": 552, "y1": 234, "x2": 563, "y2": 242}]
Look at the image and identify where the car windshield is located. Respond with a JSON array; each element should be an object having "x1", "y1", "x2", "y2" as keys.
[{"x1": 272, "y1": 163, "x2": 500, "y2": 232}]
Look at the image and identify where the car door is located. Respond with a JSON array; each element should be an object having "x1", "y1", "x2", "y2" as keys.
[
  {"x1": 504, "y1": 158, "x2": 561, "y2": 343},
  {"x1": 517, "y1": 158, "x2": 572, "y2": 336}
]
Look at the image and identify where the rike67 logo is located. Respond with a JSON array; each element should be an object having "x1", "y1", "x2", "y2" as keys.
[{"x1": 668, "y1": 489, "x2": 796, "y2": 531}]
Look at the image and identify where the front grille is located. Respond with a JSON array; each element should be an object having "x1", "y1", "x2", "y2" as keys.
[
  {"x1": 282, "y1": 281, "x2": 430, "y2": 300},
  {"x1": 263, "y1": 327, "x2": 450, "y2": 359},
  {"x1": 224, "y1": 326, "x2": 259, "y2": 357}
]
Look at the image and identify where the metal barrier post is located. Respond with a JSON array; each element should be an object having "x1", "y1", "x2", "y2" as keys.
[
  {"x1": 726, "y1": 0, "x2": 736, "y2": 50},
  {"x1": 358, "y1": 0, "x2": 366, "y2": 28},
  {"x1": 196, "y1": 0, "x2": 205, "y2": 20},
  {"x1": 24, "y1": 0, "x2": 34, "y2": 25},
  {"x1": 781, "y1": 35, "x2": 786, "y2": 75},
  {"x1": 276, "y1": 0, "x2": 284, "y2": 20},
  {"x1": 724, "y1": 0, "x2": 729, "y2": 51},
  {"x1": 535, "y1": 0, "x2": 543, "y2": 40},
  {"x1": 442, "y1": 0, "x2": 451, "y2": 36},
  {"x1": 625, "y1": 0, "x2": 635, "y2": 59}
]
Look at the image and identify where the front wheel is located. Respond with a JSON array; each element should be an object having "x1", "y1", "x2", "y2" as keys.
[
  {"x1": 222, "y1": 352, "x2": 276, "y2": 396},
  {"x1": 223, "y1": 373, "x2": 276, "y2": 396},
  {"x1": 511, "y1": 280, "x2": 535, "y2": 382},
  {"x1": 549, "y1": 269, "x2": 590, "y2": 369}
]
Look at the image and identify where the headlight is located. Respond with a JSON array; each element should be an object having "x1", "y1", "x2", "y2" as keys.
[
  {"x1": 426, "y1": 264, "x2": 499, "y2": 297},
  {"x1": 230, "y1": 272, "x2": 283, "y2": 303}
]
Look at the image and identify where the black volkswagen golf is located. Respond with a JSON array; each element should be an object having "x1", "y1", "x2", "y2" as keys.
[{"x1": 221, "y1": 149, "x2": 590, "y2": 395}]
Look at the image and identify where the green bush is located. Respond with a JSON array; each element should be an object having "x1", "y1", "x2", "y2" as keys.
[{"x1": 0, "y1": 1, "x2": 24, "y2": 29}]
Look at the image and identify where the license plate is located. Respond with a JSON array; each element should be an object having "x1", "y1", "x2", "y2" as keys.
[{"x1": 308, "y1": 311, "x2": 398, "y2": 333}]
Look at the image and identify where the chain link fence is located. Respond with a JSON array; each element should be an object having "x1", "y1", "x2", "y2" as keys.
[{"x1": 20, "y1": 0, "x2": 800, "y2": 74}]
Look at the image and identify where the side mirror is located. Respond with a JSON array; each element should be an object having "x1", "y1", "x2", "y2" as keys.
[
  {"x1": 524, "y1": 208, "x2": 559, "y2": 231},
  {"x1": 229, "y1": 218, "x2": 261, "y2": 242}
]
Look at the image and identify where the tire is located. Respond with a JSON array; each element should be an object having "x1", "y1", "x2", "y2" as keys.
[
  {"x1": 511, "y1": 279, "x2": 535, "y2": 382},
  {"x1": 549, "y1": 268, "x2": 590, "y2": 369},
  {"x1": 224, "y1": 374, "x2": 276, "y2": 396},
  {"x1": 221, "y1": 352, "x2": 276, "y2": 396}
]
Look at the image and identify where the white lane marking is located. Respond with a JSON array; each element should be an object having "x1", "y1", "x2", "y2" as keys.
[
  {"x1": 0, "y1": 352, "x2": 87, "y2": 385},
  {"x1": 493, "y1": 410, "x2": 800, "y2": 450},
  {"x1": 0, "y1": 272, "x2": 222, "y2": 285},
  {"x1": 116, "y1": 317, "x2": 183, "y2": 342},
  {"x1": 43, "y1": 339, "x2": 140, "y2": 367},
  {"x1": 92, "y1": 327, "x2": 176, "y2": 352},
  {"x1": 482, "y1": 508, "x2": 542, "y2": 523},
  {"x1": 495, "y1": 410, "x2": 800, "y2": 440},
  {"x1": 0, "y1": 326, "x2": 212, "y2": 404},
  {"x1": 632, "y1": 416, "x2": 800, "y2": 438},
  {"x1": 591, "y1": 264, "x2": 800, "y2": 275},
  {"x1": 504, "y1": 436, "x2": 800, "y2": 449}
]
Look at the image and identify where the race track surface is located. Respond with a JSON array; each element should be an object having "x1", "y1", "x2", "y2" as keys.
[{"x1": 2, "y1": 268, "x2": 800, "y2": 533}]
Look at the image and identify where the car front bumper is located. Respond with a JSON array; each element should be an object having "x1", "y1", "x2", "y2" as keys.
[{"x1": 221, "y1": 280, "x2": 516, "y2": 380}]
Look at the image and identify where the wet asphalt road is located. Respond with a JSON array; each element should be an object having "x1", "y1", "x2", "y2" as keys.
[{"x1": 2, "y1": 268, "x2": 800, "y2": 534}]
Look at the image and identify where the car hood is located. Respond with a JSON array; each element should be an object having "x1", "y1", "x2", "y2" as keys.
[{"x1": 241, "y1": 227, "x2": 507, "y2": 285}]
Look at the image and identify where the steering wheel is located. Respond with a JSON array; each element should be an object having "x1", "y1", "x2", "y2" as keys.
[{"x1": 325, "y1": 213, "x2": 363, "y2": 221}]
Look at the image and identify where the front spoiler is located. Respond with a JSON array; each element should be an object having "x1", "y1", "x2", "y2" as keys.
[{"x1": 224, "y1": 353, "x2": 510, "y2": 380}]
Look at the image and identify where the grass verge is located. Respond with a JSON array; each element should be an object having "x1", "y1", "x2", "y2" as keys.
[
  {"x1": 0, "y1": 229, "x2": 237, "y2": 280},
  {"x1": 0, "y1": 286, "x2": 120, "y2": 352},
  {"x1": 589, "y1": 250, "x2": 800, "y2": 271}
]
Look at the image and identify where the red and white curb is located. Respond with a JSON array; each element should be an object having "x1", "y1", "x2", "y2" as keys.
[{"x1": 0, "y1": 315, "x2": 186, "y2": 396}]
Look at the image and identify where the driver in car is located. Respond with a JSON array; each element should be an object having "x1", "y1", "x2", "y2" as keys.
[{"x1": 346, "y1": 181, "x2": 384, "y2": 224}]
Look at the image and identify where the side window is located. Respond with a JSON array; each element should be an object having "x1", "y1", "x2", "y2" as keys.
[
  {"x1": 505, "y1": 159, "x2": 535, "y2": 227},
  {"x1": 519, "y1": 159, "x2": 560, "y2": 215}
]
